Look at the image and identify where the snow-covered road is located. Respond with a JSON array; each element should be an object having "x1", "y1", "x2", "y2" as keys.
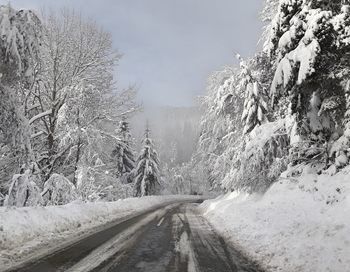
[{"x1": 4, "y1": 203, "x2": 263, "y2": 272}]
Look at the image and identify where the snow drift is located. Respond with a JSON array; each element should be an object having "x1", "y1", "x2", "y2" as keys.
[
  {"x1": 0, "y1": 195, "x2": 201, "y2": 269},
  {"x1": 201, "y1": 169, "x2": 350, "y2": 272}
]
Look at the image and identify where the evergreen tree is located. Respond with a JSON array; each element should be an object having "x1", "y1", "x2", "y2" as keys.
[
  {"x1": 134, "y1": 125, "x2": 160, "y2": 197},
  {"x1": 113, "y1": 120, "x2": 135, "y2": 177},
  {"x1": 267, "y1": 0, "x2": 349, "y2": 124},
  {"x1": 266, "y1": 0, "x2": 350, "y2": 165},
  {"x1": 238, "y1": 56, "x2": 269, "y2": 134}
]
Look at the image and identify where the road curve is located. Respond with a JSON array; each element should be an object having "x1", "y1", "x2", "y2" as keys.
[{"x1": 5, "y1": 203, "x2": 263, "y2": 272}]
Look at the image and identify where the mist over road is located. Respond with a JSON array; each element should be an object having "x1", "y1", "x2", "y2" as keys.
[{"x1": 6, "y1": 203, "x2": 262, "y2": 272}]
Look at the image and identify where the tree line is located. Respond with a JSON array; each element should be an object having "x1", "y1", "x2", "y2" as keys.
[
  {"x1": 184, "y1": 0, "x2": 350, "y2": 193},
  {"x1": 0, "y1": 5, "x2": 160, "y2": 206}
]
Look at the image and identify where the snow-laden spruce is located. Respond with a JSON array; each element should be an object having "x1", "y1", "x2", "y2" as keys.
[
  {"x1": 112, "y1": 120, "x2": 135, "y2": 183},
  {"x1": 134, "y1": 126, "x2": 161, "y2": 197},
  {"x1": 238, "y1": 55, "x2": 269, "y2": 134},
  {"x1": 266, "y1": 0, "x2": 350, "y2": 170}
]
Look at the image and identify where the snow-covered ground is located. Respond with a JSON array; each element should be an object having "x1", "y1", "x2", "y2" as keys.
[
  {"x1": 0, "y1": 195, "x2": 201, "y2": 270},
  {"x1": 201, "y1": 168, "x2": 350, "y2": 272}
]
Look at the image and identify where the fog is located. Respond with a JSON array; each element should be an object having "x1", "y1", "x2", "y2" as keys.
[
  {"x1": 8, "y1": 0, "x2": 264, "y2": 166},
  {"x1": 131, "y1": 106, "x2": 202, "y2": 167}
]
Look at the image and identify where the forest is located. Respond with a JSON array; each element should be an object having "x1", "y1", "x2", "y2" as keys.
[
  {"x1": 0, "y1": 5, "x2": 164, "y2": 206},
  {"x1": 1, "y1": 0, "x2": 350, "y2": 207},
  {"x1": 185, "y1": 0, "x2": 350, "y2": 194},
  {"x1": 1, "y1": 1, "x2": 350, "y2": 271}
]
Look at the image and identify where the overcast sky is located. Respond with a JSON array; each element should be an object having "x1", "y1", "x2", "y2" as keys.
[{"x1": 7, "y1": 0, "x2": 264, "y2": 106}]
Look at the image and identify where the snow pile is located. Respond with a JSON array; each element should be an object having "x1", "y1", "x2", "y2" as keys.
[
  {"x1": 201, "y1": 170, "x2": 350, "y2": 272},
  {"x1": 0, "y1": 195, "x2": 201, "y2": 268}
]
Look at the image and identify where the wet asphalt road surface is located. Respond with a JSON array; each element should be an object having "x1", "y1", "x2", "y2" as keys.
[{"x1": 6, "y1": 203, "x2": 263, "y2": 272}]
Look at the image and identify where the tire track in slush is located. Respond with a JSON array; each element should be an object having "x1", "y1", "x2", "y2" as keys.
[
  {"x1": 96, "y1": 204, "x2": 263, "y2": 272},
  {"x1": 8, "y1": 203, "x2": 264, "y2": 272}
]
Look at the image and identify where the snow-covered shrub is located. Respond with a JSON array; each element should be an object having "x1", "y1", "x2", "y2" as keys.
[
  {"x1": 4, "y1": 170, "x2": 43, "y2": 207},
  {"x1": 327, "y1": 128, "x2": 350, "y2": 170},
  {"x1": 42, "y1": 174, "x2": 78, "y2": 206},
  {"x1": 267, "y1": 157, "x2": 289, "y2": 181},
  {"x1": 109, "y1": 183, "x2": 134, "y2": 200},
  {"x1": 76, "y1": 166, "x2": 133, "y2": 202},
  {"x1": 91, "y1": 176, "x2": 133, "y2": 202},
  {"x1": 233, "y1": 120, "x2": 289, "y2": 193}
]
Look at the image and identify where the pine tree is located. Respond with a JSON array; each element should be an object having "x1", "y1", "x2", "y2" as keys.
[
  {"x1": 134, "y1": 125, "x2": 160, "y2": 197},
  {"x1": 267, "y1": 0, "x2": 349, "y2": 122},
  {"x1": 238, "y1": 55, "x2": 269, "y2": 134},
  {"x1": 113, "y1": 120, "x2": 135, "y2": 177}
]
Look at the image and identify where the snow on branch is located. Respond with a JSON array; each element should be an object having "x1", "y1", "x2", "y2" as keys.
[{"x1": 28, "y1": 109, "x2": 52, "y2": 125}]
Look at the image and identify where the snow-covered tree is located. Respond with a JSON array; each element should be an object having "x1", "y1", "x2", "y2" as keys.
[
  {"x1": 0, "y1": 4, "x2": 42, "y2": 196},
  {"x1": 29, "y1": 10, "x2": 124, "y2": 182},
  {"x1": 267, "y1": 0, "x2": 348, "y2": 125},
  {"x1": 134, "y1": 126, "x2": 160, "y2": 197},
  {"x1": 238, "y1": 56, "x2": 269, "y2": 134},
  {"x1": 189, "y1": 67, "x2": 245, "y2": 191},
  {"x1": 0, "y1": 4, "x2": 41, "y2": 77},
  {"x1": 113, "y1": 120, "x2": 135, "y2": 177},
  {"x1": 0, "y1": 6, "x2": 139, "y2": 205},
  {"x1": 264, "y1": 0, "x2": 350, "y2": 169}
]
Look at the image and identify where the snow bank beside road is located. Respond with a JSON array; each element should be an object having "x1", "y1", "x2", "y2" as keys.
[
  {"x1": 0, "y1": 195, "x2": 201, "y2": 269},
  {"x1": 201, "y1": 169, "x2": 350, "y2": 272}
]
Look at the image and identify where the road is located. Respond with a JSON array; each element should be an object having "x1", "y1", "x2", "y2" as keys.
[{"x1": 6, "y1": 203, "x2": 263, "y2": 272}]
